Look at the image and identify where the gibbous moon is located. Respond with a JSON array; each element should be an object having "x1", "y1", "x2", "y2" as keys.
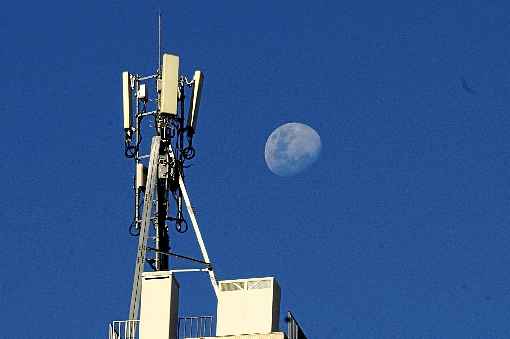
[{"x1": 264, "y1": 122, "x2": 321, "y2": 176}]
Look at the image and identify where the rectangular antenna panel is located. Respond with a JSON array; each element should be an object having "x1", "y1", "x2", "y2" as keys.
[
  {"x1": 122, "y1": 71, "x2": 132, "y2": 130},
  {"x1": 188, "y1": 70, "x2": 204, "y2": 132},
  {"x1": 136, "y1": 163, "x2": 147, "y2": 190},
  {"x1": 160, "y1": 54, "x2": 180, "y2": 116}
]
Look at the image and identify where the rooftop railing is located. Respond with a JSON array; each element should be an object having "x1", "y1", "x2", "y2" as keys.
[
  {"x1": 108, "y1": 312, "x2": 308, "y2": 339},
  {"x1": 178, "y1": 315, "x2": 214, "y2": 338},
  {"x1": 107, "y1": 316, "x2": 214, "y2": 339},
  {"x1": 286, "y1": 311, "x2": 307, "y2": 339},
  {"x1": 108, "y1": 320, "x2": 139, "y2": 339}
]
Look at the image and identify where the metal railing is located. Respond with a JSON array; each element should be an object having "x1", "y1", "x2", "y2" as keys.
[
  {"x1": 178, "y1": 316, "x2": 214, "y2": 338},
  {"x1": 108, "y1": 320, "x2": 140, "y2": 339},
  {"x1": 107, "y1": 316, "x2": 214, "y2": 339},
  {"x1": 286, "y1": 311, "x2": 307, "y2": 339}
]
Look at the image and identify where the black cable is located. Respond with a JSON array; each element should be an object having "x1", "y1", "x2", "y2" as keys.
[
  {"x1": 125, "y1": 96, "x2": 148, "y2": 158},
  {"x1": 124, "y1": 129, "x2": 142, "y2": 158},
  {"x1": 124, "y1": 144, "x2": 137, "y2": 158},
  {"x1": 128, "y1": 220, "x2": 140, "y2": 236},
  {"x1": 166, "y1": 209, "x2": 189, "y2": 234},
  {"x1": 176, "y1": 218, "x2": 189, "y2": 233},
  {"x1": 182, "y1": 146, "x2": 195, "y2": 160}
]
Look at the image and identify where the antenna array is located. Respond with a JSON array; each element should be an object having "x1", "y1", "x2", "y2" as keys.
[{"x1": 121, "y1": 17, "x2": 215, "y2": 321}]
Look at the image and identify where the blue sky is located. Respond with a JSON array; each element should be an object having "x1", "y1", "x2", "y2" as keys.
[{"x1": 2, "y1": 1, "x2": 510, "y2": 338}]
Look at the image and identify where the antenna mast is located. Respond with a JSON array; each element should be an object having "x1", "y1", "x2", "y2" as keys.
[
  {"x1": 121, "y1": 14, "x2": 217, "y2": 322},
  {"x1": 158, "y1": 11, "x2": 162, "y2": 72},
  {"x1": 111, "y1": 14, "x2": 306, "y2": 339}
]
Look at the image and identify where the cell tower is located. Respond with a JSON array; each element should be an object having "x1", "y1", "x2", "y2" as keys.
[{"x1": 108, "y1": 14, "x2": 307, "y2": 339}]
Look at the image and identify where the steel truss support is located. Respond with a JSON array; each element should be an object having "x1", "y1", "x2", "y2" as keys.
[{"x1": 129, "y1": 136, "x2": 161, "y2": 321}]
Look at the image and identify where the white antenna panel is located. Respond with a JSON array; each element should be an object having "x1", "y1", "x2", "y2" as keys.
[
  {"x1": 122, "y1": 71, "x2": 132, "y2": 130},
  {"x1": 160, "y1": 54, "x2": 180, "y2": 115},
  {"x1": 188, "y1": 70, "x2": 203, "y2": 133},
  {"x1": 136, "y1": 163, "x2": 147, "y2": 190}
]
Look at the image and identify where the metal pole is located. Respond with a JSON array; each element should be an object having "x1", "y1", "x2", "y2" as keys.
[
  {"x1": 134, "y1": 113, "x2": 141, "y2": 231},
  {"x1": 158, "y1": 11, "x2": 162, "y2": 73}
]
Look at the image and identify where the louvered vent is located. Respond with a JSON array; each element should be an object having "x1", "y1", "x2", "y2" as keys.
[
  {"x1": 247, "y1": 279, "x2": 271, "y2": 290},
  {"x1": 220, "y1": 281, "x2": 245, "y2": 292}
]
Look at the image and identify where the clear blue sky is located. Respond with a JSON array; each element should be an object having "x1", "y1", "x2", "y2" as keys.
[{"x1": 2, "y1": 1, "x2": 510, "y2": 338}]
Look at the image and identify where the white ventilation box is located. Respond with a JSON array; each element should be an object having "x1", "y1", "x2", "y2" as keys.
[
  {"x1": 139, "y1": 271, "x2": 179, "y2": 339},
  {"x1": 216, "y1": 277, "x2": 280, "y2": 336}
]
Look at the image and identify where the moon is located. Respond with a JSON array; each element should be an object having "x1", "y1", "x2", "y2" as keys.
[{"x1": 264, "y1": 122, "x2": 322, "y2": 176}]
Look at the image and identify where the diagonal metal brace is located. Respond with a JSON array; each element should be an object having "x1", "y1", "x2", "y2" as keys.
[{"x1": 178, "y1": 175, "x2": 219, "y2": 297}]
